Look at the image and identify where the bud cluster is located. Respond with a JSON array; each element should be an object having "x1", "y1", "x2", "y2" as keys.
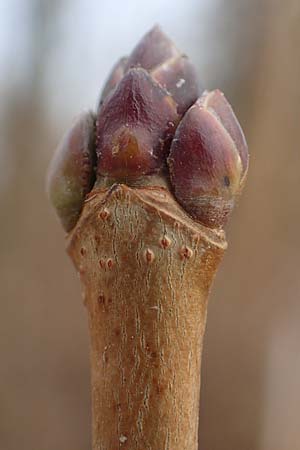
[{"x1": 47, "y1": 26, "x2": 248, "y2": 231}]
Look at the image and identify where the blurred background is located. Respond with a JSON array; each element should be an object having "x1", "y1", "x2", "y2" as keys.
[{"x1": 1, "y1": 0, "x2": 299, "y2": 449}]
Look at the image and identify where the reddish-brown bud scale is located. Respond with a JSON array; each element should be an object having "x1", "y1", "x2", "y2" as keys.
[
  {"x1": 151, "y1": 55, "x2": 202, "y2": 115},
  {"x1": 198, "y1": 89, "x2": 249, "y2": 182},
  {"x1": 125, "y1": 25, "x2": 180, "y2": 71},
  {"x1": 47, "y1": 112, "x2": 96, "y2": 231},
  {"x1": 96, "y1": 68, "x2": 179, "y2": 178},
  {"x1": 168, "y1": 90, "x2": 248, "y2": 228},
  {"x1": 98, "y1": 26, "x2": 201, "y2": 121}
]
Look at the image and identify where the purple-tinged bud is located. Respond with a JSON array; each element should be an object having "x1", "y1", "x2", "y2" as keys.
[
  {"x1": 168, "y1": 90, "x2": 248, "y2": 228},
  {"x1": 96, "y1": 68, "x2": 179, "y2": 178},
  {"x1": 125, "y1": 25, "x2": 180, "y2": 71},
  {"x1": 151, "y1": 55, "x2": 202, "y2": 115},
  {"x1": 198, "y1": 89, "x2": 248, "y2": 183},
  {"x1": 47, "y1": 112, "x2": 96, "y2": 232},
  {"x1": 99, "y1": 57, "x2": 128, "y2": 107}
]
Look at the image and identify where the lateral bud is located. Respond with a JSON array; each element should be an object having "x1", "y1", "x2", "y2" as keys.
[
  {"x1": 47, "y1": 111, "x2": 96, "y2": 232},
  {"x1": 168, "y1": 90, "x2": 249, "y2": 228}
]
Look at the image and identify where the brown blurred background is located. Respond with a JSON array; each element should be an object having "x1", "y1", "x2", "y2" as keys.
[{"x1": 1, "y1": 0, "x2": 299, "y2": 449}]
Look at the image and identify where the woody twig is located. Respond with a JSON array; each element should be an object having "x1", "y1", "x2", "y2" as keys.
[{"x1": 47, "y1": 26, "x2": 248, "y2": 450}]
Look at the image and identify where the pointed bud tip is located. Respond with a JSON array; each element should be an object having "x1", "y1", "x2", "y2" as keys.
[
  {"x1": 198, "y1": 89, "x2": 249, "y2": 178},
  {"x1": 125, "y1": 25, "x2": 180, "y2": 72},
  {"x1": 96, "y1": 68, "x2": 179, "y2": 178}
]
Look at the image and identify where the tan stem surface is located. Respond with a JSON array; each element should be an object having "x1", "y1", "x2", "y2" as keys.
[{"x1": 67, "y1": 182, "x2": 226, "y2": 450}]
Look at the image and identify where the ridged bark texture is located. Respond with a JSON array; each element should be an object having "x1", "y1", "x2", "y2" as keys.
[{"x1": 67, "y1": 182, "x2": 226, "y2": 450}]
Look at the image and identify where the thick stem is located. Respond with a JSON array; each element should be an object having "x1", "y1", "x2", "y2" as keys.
[{"x1": 67, "y1": 182, "x2": 226, "y2": 450}]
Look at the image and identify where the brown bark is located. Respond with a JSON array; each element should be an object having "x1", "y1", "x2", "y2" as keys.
[{"x1": 67, "y1": 180, "x2": 226, "y2": 450}]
